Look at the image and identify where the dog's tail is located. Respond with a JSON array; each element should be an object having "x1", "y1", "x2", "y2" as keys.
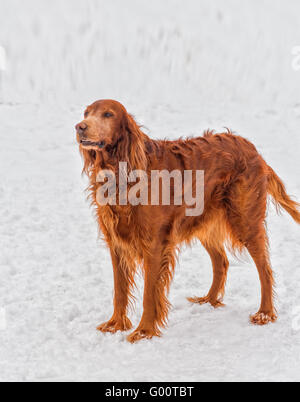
[{"x1": 267, "y1": 166, "x2": 300, "y2": 224}]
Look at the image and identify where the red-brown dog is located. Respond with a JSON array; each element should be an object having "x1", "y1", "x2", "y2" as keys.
[{"x1": 76, "y1": 99, "x2": 300, "y2": 343}]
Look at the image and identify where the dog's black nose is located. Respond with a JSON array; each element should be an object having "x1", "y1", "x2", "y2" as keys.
[{"x1": 76, "y1": 122, "x2": 88, "y2": 136}]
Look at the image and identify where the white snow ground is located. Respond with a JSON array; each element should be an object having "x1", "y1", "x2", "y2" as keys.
[{"x1": 0, "y1": 0, "x2": 300, "y2": 382}]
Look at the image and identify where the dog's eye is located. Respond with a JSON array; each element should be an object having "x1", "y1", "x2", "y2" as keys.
[
  {"x1": 104, "y1": 112, "x2": 113, "y2": 118},
  {"x1": 84, "y1": 111, "x2": 89, "y2": 118}
]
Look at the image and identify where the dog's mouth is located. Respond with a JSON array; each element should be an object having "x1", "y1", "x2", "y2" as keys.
[{"x1": 80, "y1": 140, "x2": 106, "y2": 149}]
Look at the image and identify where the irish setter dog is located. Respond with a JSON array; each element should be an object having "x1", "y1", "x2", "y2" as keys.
[{"x1": 76, "y1": 99, "x2": 300, "y2": 343}]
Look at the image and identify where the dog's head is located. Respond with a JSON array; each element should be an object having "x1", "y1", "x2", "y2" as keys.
[
  {"x1": 76, "y1": 99, "x2": 129, "y2": 151},
  {"x1": 76, "y1": 100, "x2": 147, "y2": 174}
]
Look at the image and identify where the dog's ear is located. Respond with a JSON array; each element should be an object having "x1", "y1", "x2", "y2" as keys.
[{"x1": 118, "y1": 113, "x2": 147, "y2": 171}]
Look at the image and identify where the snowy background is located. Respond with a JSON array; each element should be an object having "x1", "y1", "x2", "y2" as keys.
[{"x1": 0, "y1": 0, "x2": 300, "y2": 382}]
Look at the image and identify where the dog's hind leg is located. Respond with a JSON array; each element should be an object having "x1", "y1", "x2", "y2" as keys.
[
  {"x1": 246, "y1": 225, "x2": 277, "y2": 325},
  {"x1": 188, "y1": 245, "x2": 229, "y2": 308},
  {"x1": 225, "y1": 175, "x2": 277, "y2": 325}
]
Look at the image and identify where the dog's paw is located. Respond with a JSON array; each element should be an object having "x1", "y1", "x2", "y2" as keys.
[
  {"x1": 250, "y1": 311, "x2": 277, "y2": 326},
  {"x1": 97, "y1": 316, "x2": 132, "y2": 334},
  {"x1": 187, "y1": 296, "x2": 225, "y2": 308},
  {"x1": 127, "y1": 328, "x2": 159, "y2": 343}
]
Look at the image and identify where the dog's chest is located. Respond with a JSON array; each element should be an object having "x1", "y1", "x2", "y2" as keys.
[
  {"x1": 115, "y1": 213, "x2": 133, "y2": 240},
  {"x1": 99, "y1": 205, "x2": 143, "y2": 246}
]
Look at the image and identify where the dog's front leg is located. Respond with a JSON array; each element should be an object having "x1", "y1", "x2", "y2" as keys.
[
  {"x1": 97, "y1": 247, "x2": 134, "y2": 334},
  {"x1": 127, "y1": 244, "x2": 174, "y2": 343}
]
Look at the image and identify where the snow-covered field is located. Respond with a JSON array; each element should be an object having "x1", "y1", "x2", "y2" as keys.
[{"x1": 0, "y1": 0, "x2": 300, "y2": 382}]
